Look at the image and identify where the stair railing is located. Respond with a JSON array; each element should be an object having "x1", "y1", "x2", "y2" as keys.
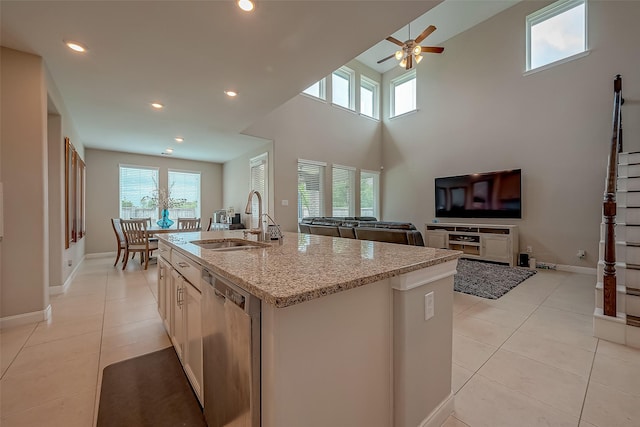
[{"x1": 603, "y1": 74, "x2": 623, "y2": 317}]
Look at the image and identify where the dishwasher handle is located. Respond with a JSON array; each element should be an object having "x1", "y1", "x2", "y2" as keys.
[{"x1": 202, "y1": 268, "x2": 214, "y2": 287}]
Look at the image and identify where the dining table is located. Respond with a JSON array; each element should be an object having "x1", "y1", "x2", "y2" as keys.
[{"x1": 146, "y1": 225, "x2": 201, "y2": 237}]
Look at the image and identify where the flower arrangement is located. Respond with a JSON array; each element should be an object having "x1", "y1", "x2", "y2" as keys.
[{"x1": 143, "y1": 183, "x2": 184, "y2": 210}]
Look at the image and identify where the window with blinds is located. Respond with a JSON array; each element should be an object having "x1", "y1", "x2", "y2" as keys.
[
  {"x1": 119, "y1": 165, "x2": 159, "y2": 219},
  {"x1": 168, "y1": 170, "x2": 201, "y2": 219},
  {"x1": 298, "y1": 160, "x2": 325, "y2": 221},
  {"x1": 250, "y1": 153, "x2": 268, "y2": 229},
  {"x1": 332, "y1": 165, "x2": 355, "y2": 217},
  {"x1": 360, "y1": 170, "x2": 380, "y2": 219}
]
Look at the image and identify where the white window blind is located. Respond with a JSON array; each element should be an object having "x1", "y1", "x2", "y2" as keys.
[
  {"x1": 298, "y1": 160, "x2": 325, "y2": 221},
  {"x1": 168, "y1": 170, "x2": 201, "y2": 219},
  {"x1": 250, "y1": 153, "x2": 268, "y2": 228},
  {"x1": 119, "y1": 165, "x2": 158, "y2": 219},
  {"x1": 360, "y1": 170, "x2": 380, "y2": 219},
  {"x1": 332, "y1": 165, "x2": 355, "y2": 217}
]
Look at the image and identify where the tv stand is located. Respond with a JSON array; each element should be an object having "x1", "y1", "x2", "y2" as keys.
[{"x1": 425, "y1": 222, "x2": 519, "y2": 266}]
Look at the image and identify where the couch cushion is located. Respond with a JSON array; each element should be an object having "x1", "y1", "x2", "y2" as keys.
[
  {"x1": 308, "y1": 225, "x2": 340, "y2": 237},
  {"x1": 371, "y1": 222, "x2": 416, "y2": 230},
  {"x1": 354, "y1": 227, "x2": 409, "y2": 245}
]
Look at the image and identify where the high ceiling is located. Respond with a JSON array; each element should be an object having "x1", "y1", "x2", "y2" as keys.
[
  {"x1": 358, "y1": 0, "x2": 520, "y2": 74},
  {"x1": 1, "y1": 1, "x2": 518, "y2": 163}
]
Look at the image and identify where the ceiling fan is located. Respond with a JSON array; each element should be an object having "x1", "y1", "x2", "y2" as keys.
[{"x1": 377, "y1": 25, "x2": 444, "y2": 70}]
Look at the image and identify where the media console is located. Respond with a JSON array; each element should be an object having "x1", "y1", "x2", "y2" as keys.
[{"x1": 425, "y1": 222, "x2": 519, "y2": 266}]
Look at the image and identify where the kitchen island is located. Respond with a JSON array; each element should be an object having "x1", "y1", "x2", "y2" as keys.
[{"x1": 156, "y1": 230, "x2": 461, "y2": 427}]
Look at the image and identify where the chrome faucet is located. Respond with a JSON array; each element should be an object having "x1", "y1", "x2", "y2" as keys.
[
  {"x1": 243, "y1": 190, "x2": 264, "y2": 241},
  {"x1": 263, "y1": 212, "x2": 284, "y2": 245}
]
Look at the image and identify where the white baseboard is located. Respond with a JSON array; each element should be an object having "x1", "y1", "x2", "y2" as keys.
[
  {"x1": 85, "y1": 252, "x2": 116, "y2": 259},
  {"x1": 418, "y1": 392, "x2": 454, "y2": 427},
  {"x1": 50, "y1": 254, "x2": 85, "y2": 295},
  {"x1": 556, "y1": 264, "x2": 597, "y2": 275},
  {"x1": 0, "y1": 305, "x2": 51, "y2": 329}
]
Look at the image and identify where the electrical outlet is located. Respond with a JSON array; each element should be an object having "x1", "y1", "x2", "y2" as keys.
[
  {"x1": 577, "y1": 249, "x2": 586, "y2": 259},
  {"x1": 424, "y1": 292, "x2": 434, "y2": 320},
  {"x1": 526, "y1": 246, "x2": 533, "y2": 253}
]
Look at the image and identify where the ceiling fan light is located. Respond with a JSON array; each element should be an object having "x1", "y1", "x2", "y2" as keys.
[
  {"x1": 415, "y1": 54, "x2": 423, "y2": 64},
  {"x1": 399, "y1": 58, "x2": 407, "y2": 68},
  {"x1": 413, "y1": 45, "x2": 422, "y2": 56},
  {"x1": 395, "y1": 50, "x2": 404, "y2": 61}
]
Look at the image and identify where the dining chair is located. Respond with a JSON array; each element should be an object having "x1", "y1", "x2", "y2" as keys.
[
  {"x1": 177, "y1": 217, "x2": 201, "y2": 230},
  {"x1": 206, "y1": 217, "x2": 213, "y2": 231},
  {"x1": 110, "y1": 218, "x2": 126, "y2": 266},
  {"x1": 120, "y1": 219, "x2": 159, "y2": 270},
  {"x1": 133, "y1": 217, "x2": 152, "y2": 227}
]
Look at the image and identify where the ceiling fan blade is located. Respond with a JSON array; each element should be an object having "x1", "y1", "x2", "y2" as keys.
[
  {"x1": 377, "y1": 54, "x2": 396, "y2": 64},
  {"x1": 420, "y1": 46, "x2": 444, "y2": 54},
  {"x1": 385, "y1": 36, "x2": 405, "y2": 47},
  {"x1": 415, "y1": 25, "x2": 436, "y2": 44}
]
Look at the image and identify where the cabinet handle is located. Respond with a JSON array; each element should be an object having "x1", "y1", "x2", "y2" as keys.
[
  {"x1": 178, "y1": 262, "x2": 189, "y2": 268},
  {"x1": 177, "y1": 287, "x2": 184, "y2": 306}
]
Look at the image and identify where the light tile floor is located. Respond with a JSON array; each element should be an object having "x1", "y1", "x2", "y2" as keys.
[
  {"x1": 1, "y1": 258, "x2": 639, "y2": 426},
  {"x1": 444, "y1": 269, "x2": 640, "y2": 427}
]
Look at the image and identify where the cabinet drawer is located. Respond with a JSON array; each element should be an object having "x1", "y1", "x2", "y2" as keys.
[
  {"x1": 172, "y1": 250, "x2": 201, "y2": 291},
  {"x1": 158, "y1": 241, "x2": 171, "y2": 263}
]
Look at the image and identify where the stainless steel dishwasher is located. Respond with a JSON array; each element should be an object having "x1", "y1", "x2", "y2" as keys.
[{"x1": 201, "y1": 268, "x2": 261, "y2": 427}]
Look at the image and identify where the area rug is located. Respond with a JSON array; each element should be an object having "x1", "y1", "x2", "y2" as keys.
[
  {"x1": 96, "y1": 347, "x2": 206, "y2": 427},
  {"x1": 454, "y1": 258, "x2": 537, "y2": 299}
]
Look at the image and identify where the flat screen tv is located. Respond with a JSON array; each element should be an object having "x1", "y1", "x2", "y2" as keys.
[{"x1": 435, "y1": 169, "x2": 522, "y2": 219}]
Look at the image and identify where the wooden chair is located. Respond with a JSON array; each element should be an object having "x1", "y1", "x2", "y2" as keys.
[
  {"x1": 120, "y1": 219, "x2": 159, "y2": 270},
  {"x1": 206, "y1": 217, "x2": 213, "y2": 231},
  {"x1": 133, "y1": 217, "x2": 152, "y2": 227},
  {"x1": 177, "y1": 217, "x2": 201, "y2": 230},
  {"x1": 111, "y1": 218, "x2": 126, "y2": 266}
]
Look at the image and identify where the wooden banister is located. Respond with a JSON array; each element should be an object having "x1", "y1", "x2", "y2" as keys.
[{"x1": 603, "y1": 75, "x2": 623, "y2": 317}]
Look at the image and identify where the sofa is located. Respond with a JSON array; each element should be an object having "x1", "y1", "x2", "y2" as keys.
[{"x1": 298, "y1": 217, "x2": 424, "y2": 246}]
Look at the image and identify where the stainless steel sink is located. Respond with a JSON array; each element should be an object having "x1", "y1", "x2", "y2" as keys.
[{"x1": 190, "y1": 239, "x2": 267, "y2": 251}]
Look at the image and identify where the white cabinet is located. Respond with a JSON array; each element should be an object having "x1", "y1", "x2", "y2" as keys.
[
  {"x1": 157, "y1": 257, "x2": 171, "y2": 332},
  {"x1": 425, "y1": 230, "x2": 447, "y2": 249},
  {"x1": 184, "y1": 281, "x2": 203, "y2": 404},
  {"x1": 425, "y1": 223, "x2": 519, "y2": 266},
  {"x1": 170, "y1": 269, "x2": 185, "y2": 361},
  {"x1": 157, "y1": 251, "x2": 203, "y2": 406},
  {"x1": 482, "y1": 234, "x2": 511, "y2": 264}
]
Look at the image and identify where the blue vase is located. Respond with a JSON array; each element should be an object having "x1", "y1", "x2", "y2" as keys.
[{"x1": 157, "y1": 209, "x2": 174, "y2": 229}]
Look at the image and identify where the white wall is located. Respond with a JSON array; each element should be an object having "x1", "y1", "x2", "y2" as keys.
[
  {"x1": 85, "y1": 148, "x2": 223, "y2": 254},
  {"x1": 381, "y1": 0, "x2": 640, "y2": 268},
  {"x1": 45, "y1": 66, "x2": 85, "y2": 289},
  {"x1": 0, "y1": 47, "x2": 49, "y2": 319},
  {"x1": 244, "y1": 60, "x2": 384, "y2": 231},
  {"x1": 223, "y1": 141, "x2": 274, "y2": 227}
]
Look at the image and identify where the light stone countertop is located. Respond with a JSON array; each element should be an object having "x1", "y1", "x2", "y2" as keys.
[{"x1": 157, "y1": 230, "x2": 461, "y2": 308}]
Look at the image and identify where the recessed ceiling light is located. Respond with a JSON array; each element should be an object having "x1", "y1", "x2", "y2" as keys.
[
  {"x1": 151, "y1": 102, "x2": 164, "y2": 109},
  {"x1": 237, "y1": 0, "x2": 255, "y2": 12},
  {"x1": 64, "y1": 40, "x2": 87, "y2": 53},
  {"x1": 175, "y1": 137, "x2": 184, "y2": 143},
  {"x1": 165, "y1": 148, "x2": 174, "y2": 154},
  {"x1": 224, "y1": 90, "x2": 238, "y2": 97}
]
